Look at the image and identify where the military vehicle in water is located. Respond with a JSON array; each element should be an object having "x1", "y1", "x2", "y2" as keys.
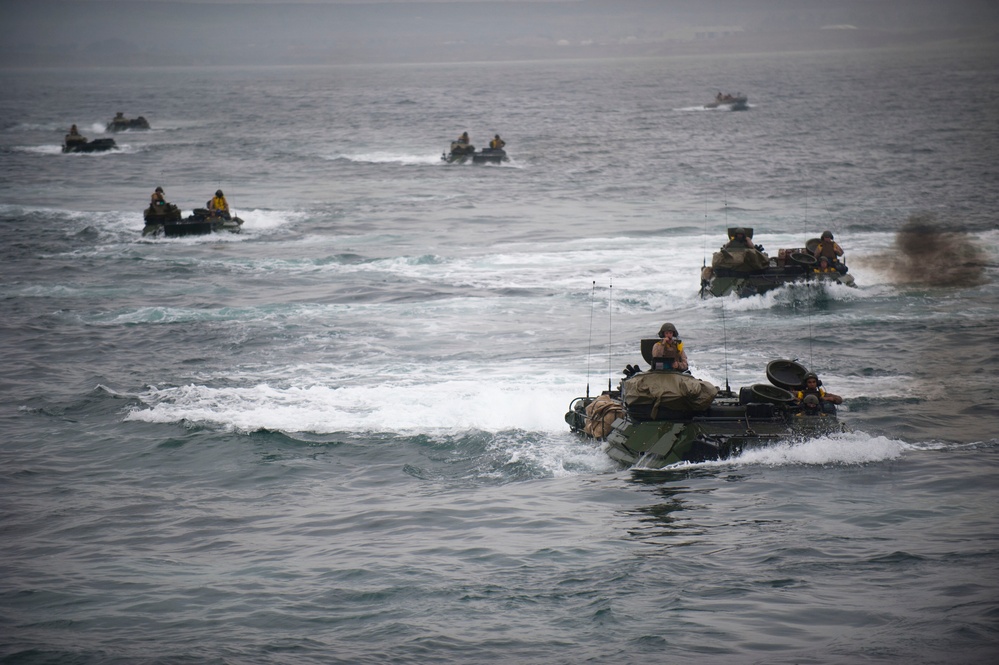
[
  {"x1": 142, "y1": 205, "x2": 243, "y2": 238},
  {"x1": 106, "y1": 113, "x2": 151, "y2": 132},
  {"x1": 700, "y1": 227, "x2": 855, "y2": 298},
  {"x1": 704, "y1": 92, "x2": 749, "y2": 111},
  {"x1": 565, "y1": 342, "x2": 845, "y2": 469},
  {"x1": 442, "y1": 141, "x2": 508, "y2": 164},
  {"x1": 63, "y1": 132, "x2": 116, "y2": 153}
]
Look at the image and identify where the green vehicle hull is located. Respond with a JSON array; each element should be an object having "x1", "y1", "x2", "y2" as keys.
[{"x1": 702, "y1": 267, "x2": 855, "y2": 298}]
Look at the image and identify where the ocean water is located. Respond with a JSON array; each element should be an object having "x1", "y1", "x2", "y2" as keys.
[{"x1": 1, "y1": 45, "x2": 998, "y2": 664}]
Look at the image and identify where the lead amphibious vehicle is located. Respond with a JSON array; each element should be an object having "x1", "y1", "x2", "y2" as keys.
[{"x1": 565, "y1": 344, "x2": 845, "y2": 469}]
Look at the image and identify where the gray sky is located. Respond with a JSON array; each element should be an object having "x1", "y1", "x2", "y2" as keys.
[{"x1": 2, "y1": 0, "x2": 997, "y2": 66}]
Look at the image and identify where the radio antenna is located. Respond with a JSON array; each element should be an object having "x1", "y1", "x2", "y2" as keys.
[
  {"x1": 700, "y1": 197, "x2": 709, "y2": 299},
  {"x1": 703, "y1": 195, "x2": 709, "y2": 263},
  {"x1": 721, "y1": 300, "x2": 731, "y2": 394},
  {"x1": 586, "y1": 281, "x2": 596, "y2": 399},
  {"x1": 607, "y1": 279, "x2": 613, "y2": 392},
  {"x1": 807, "y1": 299, "x2": 814, "y2": 370}
]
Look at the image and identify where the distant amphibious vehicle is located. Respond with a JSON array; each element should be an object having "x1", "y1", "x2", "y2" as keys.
[
  {"x1": 441, "y1": 141, "x2": 508, "y2": 164},
  {"x1": 142, "y1": 205, "x2": 243, "y2": 238},
  {"x1": 565, "y1": 347, "x2": 845, "y2": 469},
  {"x1": 700, "y1": 227, "x2": 856, "y2": 298},
  {"x1": 63, "y1": 132, "x2": 116, "y2": 154},
  {"x1": 705, "y1": 93, "x2": 748, "y2": 111},
  {"x1": 106, "y1": 113, "x2": 151, "y2": 132}
]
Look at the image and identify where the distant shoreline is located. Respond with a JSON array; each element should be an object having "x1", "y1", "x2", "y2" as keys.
[{"x1": 2, "y1": 27, "x2": 994, "y2": 69}]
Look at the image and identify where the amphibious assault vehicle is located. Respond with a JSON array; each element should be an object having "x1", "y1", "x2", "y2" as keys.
[{"x1": 565, "y1": 343, "x2": 845, "y2": 469}]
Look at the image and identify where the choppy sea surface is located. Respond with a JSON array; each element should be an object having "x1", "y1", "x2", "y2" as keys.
[{"x1": 2, "y1": 45, "x2": 998, "y2": 664}]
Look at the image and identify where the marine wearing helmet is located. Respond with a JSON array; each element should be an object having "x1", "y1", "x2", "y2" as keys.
[
  {"x1": 795, "y1": 371, "x2": 844, "y2": 413},
  {"x1": 724, "y1": 227, "x2": 754, "y2": 250},
  {"x1": 651, "y1": 322, "x2": 688, "y2": 372},
  {"x1": 209, "y1": 189, "x2": 230, "y2": 219},
  {"x1": 813, "y1": 230, "x2": 845, "y2": 272},
  {"x1": 798, "y1": 393, "x2": 823, "y2": 416}
]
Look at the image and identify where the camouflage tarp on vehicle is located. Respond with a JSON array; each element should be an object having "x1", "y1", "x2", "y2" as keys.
[
  {"x1": 622, "y1": 372, "x2": 719, "y2": 419},
  {"x1": 711, "y1": 249, "x2": 770, "y2": 272}
]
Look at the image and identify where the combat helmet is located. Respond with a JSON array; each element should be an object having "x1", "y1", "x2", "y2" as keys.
[
  {"x1": 802, "y1": 394, "x2": 820, "y2": 407},
  {"x1": 821, "y1": 230, "x2": 834, "y2": 240},
  {"x1": 658, "y1": 322, "x2": 678, "y2": 338}
]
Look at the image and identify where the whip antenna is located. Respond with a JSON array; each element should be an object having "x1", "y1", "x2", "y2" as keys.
[
  {"x1": 700, "y1": 196, "x2": 709, "y2": 299},
  {"x1": 703, "y1": 195, "x2": 709, "y2": 264},
  {"x1": 586, "y1": 280, "x2": 596, "y2": 399},
  {"x1": 721, "y1": 301, "x2": 731, "y2": 394},
  {"x1": 807, "y1": 299, "x2": 814, "y2": 370},
  {"x1": 607, "y1": 279, "x2": 613, "y2": 392}
]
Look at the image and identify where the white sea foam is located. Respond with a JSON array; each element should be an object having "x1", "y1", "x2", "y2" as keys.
[
  {"x1": 232, "y1": 208, "x2": 305, "y2": 232},
  {"x1": 126, "y1": 372, "x2": 585, "y2": 435},
  {"x1": 501, "y1": 431, "x2": 620, "y2": 477},
  {"x1": 335, "y1": 151, "x2": 443, "y2": 165},
  {"x1": 11, "y1": 145, "x2": 64, "y2": 155},
  {"x1": 7, "y1": 122, "x2": 64, "y2": 131},
  {"x1": 729, "y1": 431, "x2": 909, "y2": 466},
  {"x1": 654, "y1": 431, "x2": 909, "y2": 471}
]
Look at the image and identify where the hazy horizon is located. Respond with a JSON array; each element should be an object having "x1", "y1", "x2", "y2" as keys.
[{"x1": 2, "y1": 0, "x2": 997, "y2": 67}]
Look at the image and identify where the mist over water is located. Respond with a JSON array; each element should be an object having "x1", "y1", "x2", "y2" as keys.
[
  {"x1": 2, "y1": 44, "x2": 998, "y2": 665},
  {"x1": 5, "y1": 0, "x2": 997, "y2": 67}
]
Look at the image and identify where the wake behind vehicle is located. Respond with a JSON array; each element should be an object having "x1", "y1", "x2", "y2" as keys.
[
  {"x1": 700, "y1": 227, "x2": 856, "y2": 298},
  {"x1": 565, "y1": 346, "x2": 845, "y2": 469}
]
